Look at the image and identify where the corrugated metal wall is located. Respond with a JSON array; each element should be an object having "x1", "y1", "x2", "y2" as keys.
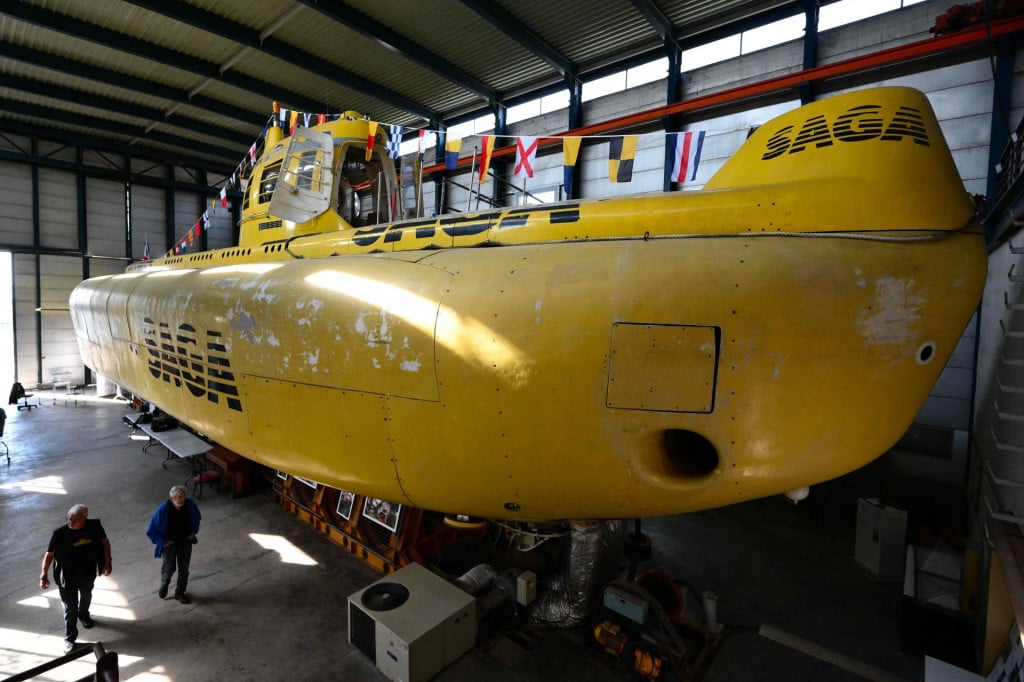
[{"x1": 0, "y1": 131, "x2": 232, "y2": 388}]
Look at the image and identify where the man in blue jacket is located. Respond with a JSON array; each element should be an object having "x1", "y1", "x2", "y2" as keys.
[{"x1": 146, "y1": 485, "x2": 201, "y2": 603}]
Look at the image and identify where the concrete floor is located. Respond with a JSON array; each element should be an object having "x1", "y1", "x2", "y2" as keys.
[{"x1": 0, "y1": 396, "x2": 936, "y2": 681}]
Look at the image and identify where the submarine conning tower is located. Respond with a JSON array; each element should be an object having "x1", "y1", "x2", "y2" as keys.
[{"x1": 238, "y1": 110, "x2": 398, "y2": 249}]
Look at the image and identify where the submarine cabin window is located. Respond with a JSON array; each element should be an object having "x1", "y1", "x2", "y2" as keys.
[
  {"x1": 336, "y1": 143, "x2": 393, "y2": 225},
  {"x1": 294, "y1": 150, "x2": 318, "y2": 191},
  {"x1": 258, "y1": 161, "x2": 282, "y2": 205}
]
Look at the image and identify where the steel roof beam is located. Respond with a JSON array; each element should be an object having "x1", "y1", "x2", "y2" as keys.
[
  {"x1": 2, "y1": 1, "x2": 434, "y2": 121},
  {"x1": 119, "y1": 0, "x2": 439, "y2": 121},
  {"x1": 630, "y1": 0, "x2": 680, "y2": 50},
  {"x1": 0, "y1": 99, "x2": 241, "y2": 165},
  {"x1": 0, "y1": 43, "x2": 264, "y2": 127},
  {"x1": 0, "y1": 120, "x2": 235, "y2": 178},
  {"x1": 296, "y1": 0, "x2": 499, "y2": 106},
  {"x1": 456, "y1": 0, "x2": 577, "y2": 80},
  {"x1": 3, "y1": 75, "x2": 253, "y2": 149}
]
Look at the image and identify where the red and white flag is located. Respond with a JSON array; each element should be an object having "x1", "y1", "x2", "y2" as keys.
[{"x1": 514, "y1": 136, "x2": 538, "y2": 179}]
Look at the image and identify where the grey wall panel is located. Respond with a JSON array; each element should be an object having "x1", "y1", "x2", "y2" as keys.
[
  {"x1": 688, "y1": 40, "x2": 803, "y2": 95},
  {"x1": 932, "y1": 367, "x2": 976, "y2": 401},
  {"x1": 174, "y1": 190, "x2": 202, "y2": 235},
  {"x1": 925, "y1": 70, "x2": 996, "y2": 116},
  {"x1": 818, "y1": 2, "x2": 935, "y2": 62},
  {"x1": 940, "y1": 113, "x2": 995, "y2": 156},
  {"x1": 165, "y1": 202, "x2": 235, "y2": 251},
  {"x1": 0, "y1": 161, "x2": 33, "y2": 247},
  {"x1": 88, "y1": 258, "x2": 126, "y2": 279},
  {"x1": 582, "y1": 80, "x2": 664, "y2": 129},
  {"x1": 951, "y1": 146, "x2": 992, "y2": 196},
  {"x1": 131, "y1": 184, "x2": 165, "y2": 259},
  {"x1": 38, "y1": 168, "x2": 77, "y2": 251},
  {"x1": 39, "y1": 255, "x2": 79, "y2": 309},
  {"x1": 205, "y1": 207, "x2": 234, "y2": 250},
  {"x1": 86, "y1": 177, "x2": 126, "y2": 259},
  {"x1": 947, "y1": 330, "x2": 978, "y2": 370},
  {"x1": 915, "y1": 395, "x2": 971, "y2": 432},
  {"x1": 39, "y1": 255, "x2": 84, "y2": 384},
  {"x1": 13, "y1": 253, "x2": 38, "y2": 387}
]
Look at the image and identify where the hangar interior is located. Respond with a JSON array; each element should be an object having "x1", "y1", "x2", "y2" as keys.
[{"x1": 2, "y1": 0, "x2": 1024, "y2": 680}]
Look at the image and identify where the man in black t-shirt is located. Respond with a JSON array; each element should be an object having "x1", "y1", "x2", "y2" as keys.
[{"x1": 40, "y1": 504, "x2": 113, "y2": 653}]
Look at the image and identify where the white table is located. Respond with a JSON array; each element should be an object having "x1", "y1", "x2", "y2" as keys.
[
  {"x1": 52, "y1": 381, "x2": 70, "y2": 405},
  {"x1": 123, "y1": 411, "x2": 148, "y2": 428},
  {"x1": 138, "y1": 423, "x2": 213, "y2": 470}
]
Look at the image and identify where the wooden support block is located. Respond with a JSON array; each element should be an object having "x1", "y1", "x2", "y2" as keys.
[{"x1": 206, "y1": 446, "x2": 254, "y2": 498}]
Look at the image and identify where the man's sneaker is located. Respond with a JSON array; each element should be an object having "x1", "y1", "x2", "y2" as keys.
[
  {"x1": 79, "y1": 614, "x2": 94, "y2": 629},
  {"x1": 63, "y1": 640, "x2": 74, "y2": 654},
  {"x1": 174, "y1": 593, "x2": 191, "y2": 604},
  {"x1": 158, "y1": 586, "x2": 167, "y2": 599}
]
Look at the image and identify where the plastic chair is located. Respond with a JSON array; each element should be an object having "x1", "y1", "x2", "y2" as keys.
[{"x1": 192, "y1": 469, "x2": 219, "y2": 499}]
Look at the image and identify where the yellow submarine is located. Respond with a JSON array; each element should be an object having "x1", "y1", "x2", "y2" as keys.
[{"x1": 70, "y1": 87, "x2": 986, "y2": 522}]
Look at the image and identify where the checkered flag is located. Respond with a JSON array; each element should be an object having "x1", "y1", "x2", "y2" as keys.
[{"x1": 387, "y1": 125, "x2": 403, "y2": 159}]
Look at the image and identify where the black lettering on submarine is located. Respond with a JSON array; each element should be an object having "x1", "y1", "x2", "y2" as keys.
[
  {"x1": 762, "y1": 104, "x2": 929, "y2": 160},
  {"x1": 143, "y1": 317, "x2": 243, "y2": 412},
  {"x1": 351, "y1": 204, "x2": 581, "y2": 248}
]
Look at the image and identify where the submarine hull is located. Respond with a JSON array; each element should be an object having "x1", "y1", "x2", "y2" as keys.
[
  {"x1": 71, "y1": 228, "x2": 984, "y2": 520},
  {"x1": 69, "y1": 86, "x2": 988, "y2": 521}
]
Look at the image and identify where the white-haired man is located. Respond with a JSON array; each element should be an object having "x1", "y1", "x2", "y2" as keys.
[
  {"x1": 40, "y1": 504, "x2": 112, "y2": 653},
  {"x1": 146, "y1": 485, "x2": 202, "y2": 603}
]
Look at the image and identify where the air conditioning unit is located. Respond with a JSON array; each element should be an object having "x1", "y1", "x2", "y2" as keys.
[{"x1": 348, "y1": 562, "x2": 477, "y2": 682}]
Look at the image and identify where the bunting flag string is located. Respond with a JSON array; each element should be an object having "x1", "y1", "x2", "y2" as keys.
[{"x1": 159, "y1": 96, "x2": 734, "y2": 260}]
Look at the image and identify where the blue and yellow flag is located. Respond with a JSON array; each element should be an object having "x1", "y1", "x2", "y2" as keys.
[
  {"x1": 562, "y1": 137, "x2": 582, "y2": 196},
  {"x1": 445, "y1": 137, "x2": 462, "y2": 169},
  {"x1": 608, "y1": 135, "x2": 638, "y2": 183}
]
